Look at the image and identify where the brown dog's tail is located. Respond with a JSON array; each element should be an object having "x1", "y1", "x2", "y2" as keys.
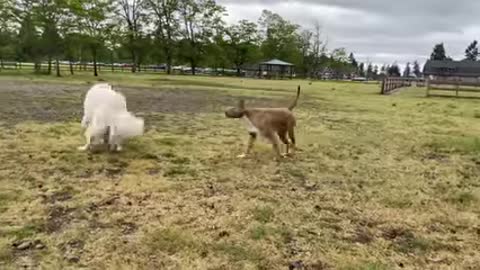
[{"x1": 288, "y1": 85, "x2": 301, "y2": 111}]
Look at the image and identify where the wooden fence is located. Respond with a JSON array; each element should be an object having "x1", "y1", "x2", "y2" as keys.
[
  {"x1": 380, "y1": 77, "x2": 413, "y2": 95},
  {"x1": 0, "y1": 61, "x2": 240, "y2": 76},
  {"x1": 426, "y1": 78, "x2": 480, "y2": 97}
]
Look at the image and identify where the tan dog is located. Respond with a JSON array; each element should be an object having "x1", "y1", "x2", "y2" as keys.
[{"x1": 225, "y1": 86, "x2": 300, "y2": 159}]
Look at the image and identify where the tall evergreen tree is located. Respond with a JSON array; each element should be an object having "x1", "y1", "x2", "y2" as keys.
[
  {"x1": 403, "y1": 62, "x2": 411, "y2": 77},
  {"x1": 413, "y1": 61, "x2": 421, "y2": 78},
  {"x1": 348, "y1": 52, "x2": 358, "y2": 68},
  {"x1": 387, "y1": 64, "x2": 401, "y2": 77},
  {"x1": 430, "y1": 43, "x2": 448, "y2": 61},
  {"x1": 465, "y1": 40, "x2": 478, "y2": 61},
  {"x1": 358, "y1": 62, "x2": 365, "y2": 77},
  {"x1": 366, "y1": 63, "x2": 373, "y2": 79}
]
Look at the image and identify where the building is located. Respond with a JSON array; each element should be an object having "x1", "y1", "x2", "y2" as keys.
[
  {"x1": 423, "y1": 60, "x2": 480, "y2": 83},
  {"x1": 259, "y1": 59, "x2": 295, "y2": 79}
]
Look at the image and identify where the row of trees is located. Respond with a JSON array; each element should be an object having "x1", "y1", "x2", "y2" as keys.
[
  {"x1": 430, "y1": 41, "x2": 480, "y2": 62},
  {"x1": 0, "y1": 0, "x2": 424, "y2": 79},
  {"x1": 0, "y1": 0, "x2": 353, "y2": 78}
]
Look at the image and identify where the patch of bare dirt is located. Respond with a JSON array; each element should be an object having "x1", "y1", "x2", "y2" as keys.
[
  {"x1": 44, "y1": 205, "x2": 75, "y2": 233},
  {"x1": 0, "y1": 80, "x2": 273, "y2": 125}
]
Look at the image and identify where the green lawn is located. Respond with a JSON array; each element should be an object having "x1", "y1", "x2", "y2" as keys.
[{"x1": 0, "y1": 72, "x2": 479, "y2": 269}]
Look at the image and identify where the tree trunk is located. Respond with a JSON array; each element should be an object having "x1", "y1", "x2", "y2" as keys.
[
  {"x1": 131, "y1": 50, "x2": 137, "y2": 73},
  {"x1": 190, "y1": 59, "x2": 196, "y2": 75},
  {"x1": 92, "y1": 47, "x2": 98, "y2": 77},
  {"x1": 48, "y1": 57, "x2": 52, "y2": 74},
  {"x1": 69, "y1": 60, "x2": 74, "y2": 75},
  {"x1": 166, "y1": 53, "x2": 172, "y2": 75},
  {"x1": 34, "y1": 61, "x2": 41, "y2": 73},
  {"x1": 56, "y1": 58, "x2": 61, "y2": 77}
]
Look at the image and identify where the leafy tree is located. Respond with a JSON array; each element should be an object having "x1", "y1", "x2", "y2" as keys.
[
  {"x1": 465, "y1": 40, "x2": 478, "y2": 61},
  {"x1": 403, "y1": 62, "x2": 411, "y2": 77},
  {"x1": 258, "y1": 10, "x2": 302, "y2": 65},
  {"x1": 35, "y1": 0, "x2": 71, "y2": 76},
  {"x1": 9, "y1": 0, "x2": 43, "y2": 71},
  {"x1": 147, "y1": 0, "x2": 179, "y2": 74},
  {"x1": 115, "y1": 0, "x2": 147, "y2": 72},
  {"x1": 0, "y1": 1, "x2": 15, "y2": 70},
  {"x1": 413, "y1": 61, "x2": 421, "y2": 78},
  {"x1": 430, "y1": 43, "x2": 448, "y2": 61},
  {"x1": 298, "y1": 29, "x2": 313, "y2": 77},
  {"x1": 310, "y1": 21, "x2": 326, "y2": 78},
  {"x1": 70, "y1": 0, "x2": 115, "y2": 76},
  {"x1": 225, "y1": 20, "x2": 260, "y2": 76},
  {"x1": 177, "y1": 0, "x2": 225, "y2": 75}
]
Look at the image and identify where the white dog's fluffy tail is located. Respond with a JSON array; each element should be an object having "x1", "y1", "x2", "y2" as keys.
[{"x1": 114, "y1": 112, "x2": 144, "y2": 138}]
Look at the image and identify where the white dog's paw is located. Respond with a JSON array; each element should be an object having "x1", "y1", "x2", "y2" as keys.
[
  {"x1": 77, "y1": 145, "x2": 89, "y2": 151},
  {"x1": 115, "y1": 145, "x2": 123, "y2": 152},
  {"x1": 236, "y1": 154, "x2": 247, "y2": 159}
]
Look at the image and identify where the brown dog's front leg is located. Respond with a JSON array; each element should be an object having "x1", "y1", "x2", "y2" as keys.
[{"x1": 238, "y1": 132, "x2": 257, "y2": 158}]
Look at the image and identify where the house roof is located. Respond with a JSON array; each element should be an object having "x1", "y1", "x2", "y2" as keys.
[
  {"x1": 260, "y1": 59, "x2": 294, "y2": 66},
  {"x1": 423, "y1": 60, "x2": 480, "y2": 77}
]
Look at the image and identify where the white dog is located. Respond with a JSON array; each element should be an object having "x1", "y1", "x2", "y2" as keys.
[{"x1": 78, "y1": 83, "x2": 144, "y2": 151}]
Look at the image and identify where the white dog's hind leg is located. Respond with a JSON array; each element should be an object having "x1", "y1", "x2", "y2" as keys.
[
  {"x1": 78, "y1": 129, "x2": 92, "y2": 151},
  {"x1": 81, "y1": 115, "x2": 90, "y2": 128},
  {"x1": 107, "y1": 126, "x2": 123, "y2": 152}
]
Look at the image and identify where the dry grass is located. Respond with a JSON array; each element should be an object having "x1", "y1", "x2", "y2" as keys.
[{"x1": 0, "y1": 73, "x2": 479, "y2": 269}]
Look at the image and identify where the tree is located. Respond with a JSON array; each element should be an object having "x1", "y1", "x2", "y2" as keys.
[
  {"x1": 0, "y1": 1, "x2": 15, "y2": 70},
  {"x1": 373, "y1": 65, "x2": 379, "y2": 79},
  {"x1": 298, "y1": 29, "x2": 312, "y2": 76},
  {"x1": 366, "y1": 63, "x2": 373, "y2": 79},
  {"x1": 403, "y1": 62, "x2": 411, "y2": 77},
  {"x1": 71, "y1": 0, "x2": 115, "y2": 76},
  {"x1": 258, "y1": 10, "x2": 302, "y2": 65},
  {"x1": 310, "y1": 21, "x2": 326, "y2": 78},
  {"x1": 348, "y1": 53, "x2": 358, "y2": 69},
  {"x1": 413, "y1": 61, "x2": 421, "y2": 78},
  {"x1": 430, "y1": 43, "x2": 448, "y2": 61},
  {"x1": 35, "y1": 0, "x2": 71, "y2": 76},
  {"x1": 147, "y1": 0, "x2": 179, "y2": 74},
  {"x1": 9, "y1": 0, "x2": 44, "y2": 72},
  {"x1": 358, "y1": 62, "x2": 364, "y2": 77},
  {"x1": 465, "y1": 40, "x2": 478, "y2": 61},
  {"x1": 225, "y1": 20, "x2": 260, "y2": 76},
  {"x1": 387, "y1": 64, "x2": 401, "y2": 77},
  {"x1": 177, "y1": 0, "x2": 225, "y2": 75},
  {"x1": 115, "y1": 0, "x2": 147, "y2": 72},
  {"x1": 380, "y1": 65, "x2": 386, "y2": 74}
]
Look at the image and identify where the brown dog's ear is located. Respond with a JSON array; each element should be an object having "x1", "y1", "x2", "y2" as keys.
[{"x1": 238, "y1": 99, "x2": 245, "y2": 110}]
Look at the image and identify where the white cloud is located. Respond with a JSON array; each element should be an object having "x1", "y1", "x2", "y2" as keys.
[{"x1": 218, "y1": 0, "x2": 477, "y2": 66}]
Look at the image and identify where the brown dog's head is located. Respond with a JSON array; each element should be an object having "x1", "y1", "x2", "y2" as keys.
[{"x1": 225, "y1": 100, "x2": 245, "y2": 118}]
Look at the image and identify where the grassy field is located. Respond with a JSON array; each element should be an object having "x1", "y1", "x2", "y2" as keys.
[{"x1": 0, "y1": 71, "x2": 479, "y2": 269}]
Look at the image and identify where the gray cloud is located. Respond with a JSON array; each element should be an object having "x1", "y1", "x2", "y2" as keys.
[{"x1": 217, "y1": 0, "x2": 480, "y2": 66}]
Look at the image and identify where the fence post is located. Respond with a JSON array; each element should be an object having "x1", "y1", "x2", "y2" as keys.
[
  {"x1": 456, "y1": 76, "x2": 460, "y2": 97},
  {"x1": 426, "y1": 78, "x2": 431, "y2": 97},
  {"x1": 381, "y1": 78, "x2": 386, "y2": 94}
]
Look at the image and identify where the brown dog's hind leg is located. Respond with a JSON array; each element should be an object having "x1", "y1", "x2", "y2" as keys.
[
  {"x1": 287, "y1": 127, "x2": 296, "y2": 155},
  {"x1": 265, "y1": 131, "x2": 283, "y2": 159},
  {"x1": 278, "y1": 131, "x2": 290, "y2": 156}
]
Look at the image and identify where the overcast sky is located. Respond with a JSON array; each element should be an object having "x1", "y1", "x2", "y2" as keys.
[{"x1": 217, "y1": 0, "x2": 480, "y2": 67}]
